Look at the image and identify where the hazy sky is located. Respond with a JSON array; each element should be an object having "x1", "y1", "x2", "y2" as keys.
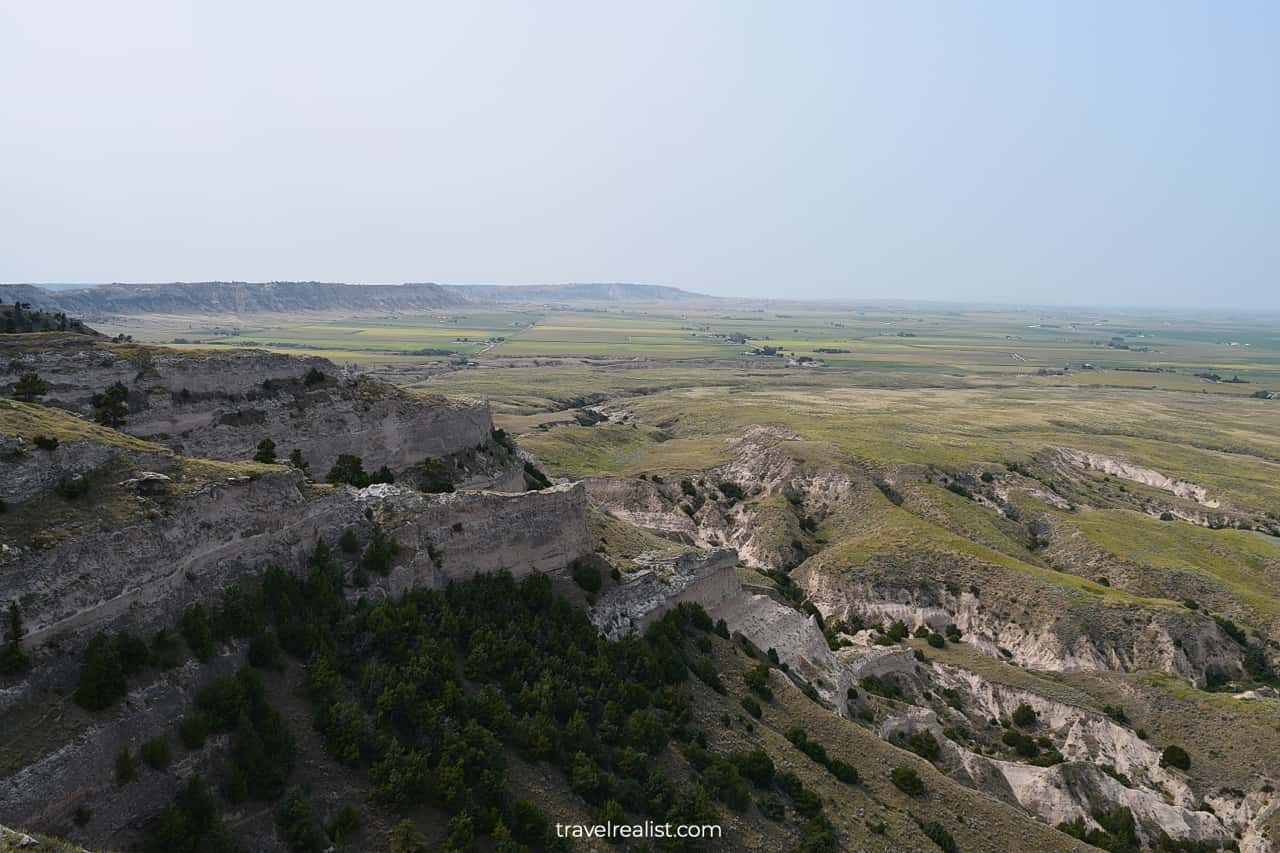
[{"x1": 2, "y1": 1, "x2": 1276, "y2": 307}]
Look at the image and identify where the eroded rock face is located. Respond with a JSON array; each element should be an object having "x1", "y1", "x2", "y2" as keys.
[
  {"x1": 711, "y1": 585, "x2": 1269, "y2": 849},
  {"x1": 3, "y1": 468, "x2": 317, "y2": 676},
  {"x1": 0, "y1": 455, "x2": 588, "y2": 842},
  {"x1": 580, "y1": 477, "x2": 700, "y2": 543},
  {"x1": 1055, "y1": 447, "x2": 1220, "y2": 507},
  {"x1": 583, "y1": 429, "x2": 858, "y2": 569},
  {"x1": 713, "y1": 428, "x2": 856, "y2": 515},
  {"x1": 919, "y1": 665, "x2": 1279, "y2": 849},
  {"x1": 0, "y1": 654, "x2": 244, "y2": 845},
  {"x1": 711, "y1": 590, "x2": 855, "y2": 704},
  {"x1": 357, "y1": 482, "x2": 592, "y2": 592},
  {"x1": 987, "y1": 760, "x2": 1232, "y2": 848},
  {"x1": 590, "y1": 548, "x2": 739, "y2": 639},
  {"x1": 2, "y1": 476, "x2": 591, "y2": 674},
  {"x1": 797, "y1": 570, "x2": 1246, "y2": 686},
  {"x1": 932, "y1": 666, "x2": 1183, "y2": 790},
  {"x1": 0, "y1": 340, "x2": 496, "y2": 481},
  {"x1": 0, "y1": 437, "x2": 171, "y2": 505}
]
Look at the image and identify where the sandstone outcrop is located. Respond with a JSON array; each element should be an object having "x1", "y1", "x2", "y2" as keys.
[
  {"x1": 590, "y1": 547, "x2": 739, "y2": 639},
  {"x1": 583, "y1": 428, "x2": 859, "y2": 569},
  {"x1": 0, "y1": 653, "x2": 245, "y2": 845},
  {"x1": 2, "y1": 471, "x2": 590, "y2": 675},
  {"x1": 580, "y1": 477, "x2": 700, "y2": 543},
  {"x1": 1055, "y1": 447, "x2": 1220, "y2": 507},
  {"x1": 798, "y1": 570, "x2": 1246, "y2": 686},
  {"x1": 1, "y1": 338, "x2": 510, "y2": 487},
  {"x1": 0, "y1": 435, "x2": 168, "y2": 506}
]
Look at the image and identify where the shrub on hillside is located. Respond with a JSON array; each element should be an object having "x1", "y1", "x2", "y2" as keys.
[
  {"x1": 141, "y1": 736, "x2": 172, "y2": 770},
  {"x1": 828, "y1": 758, "x2": 859, "y2": 784},
  {"x1": 253, "y1": 437, "x2": 277, "y2": 464},
  {"x1": 1160, "y1": 745, "x2": 1191, "y2": 771},
  {"x1": 75, "y1": 632, "x2": 127, "y2": 710},
  {"x1": 326, "y1": 454, "x2": 370, "y2": 487},
  {"x1": 571, "y1": 557, "x2": 603, "y2": 593},
  {"x1": 898, "y1": 730, "x2": 940, "y2": 761},
  {"x1": 413, "y1": 458, "x2": 454, "y2": 493},
  {"x1": 923, "y1": 820, "x2": 958, "y2": 853},
  {"x1": 891, "y1": 765, "x2": 925, "y2": 796},
  {"x1": 92, "y1": 381, "x2": 129, "y2": 427},
  {"x1": 744, "y1": 663, "x2": 773, "y2": 700},
  {"x1": 11, "y1": 372, "x2": 49, "y2": 402},
  {"x1": 1011, "y1": 703, "x2": 1038, "y2": 728}
]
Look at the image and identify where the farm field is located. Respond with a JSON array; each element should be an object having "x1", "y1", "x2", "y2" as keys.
[{"x1": 103, "y1": 300, "x2": 1280, "y2": 379}]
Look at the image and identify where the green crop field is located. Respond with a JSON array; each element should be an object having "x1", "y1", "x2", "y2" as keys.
[{"x1": 109, "y1": 300, "x2": 1280, "y2": 382}]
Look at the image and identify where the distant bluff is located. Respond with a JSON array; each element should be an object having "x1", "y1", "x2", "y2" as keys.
[
  {"x1": 0, "y1": 281, "x2": 710, "y2": 316},
  {"x1": 0, "y1": 281, "x2": 467, "y2": 315},
  {"x1": 0, "y1": 336, "x2": 521, "y2": 490}
]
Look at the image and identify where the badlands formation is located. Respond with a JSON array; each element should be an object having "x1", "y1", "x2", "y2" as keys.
[{"x1": 0, "y1": 333, "x2": 1276, "y2": 853}]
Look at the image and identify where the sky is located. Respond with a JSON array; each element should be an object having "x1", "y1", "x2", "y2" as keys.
[{"x1": 1, "y1": 1, "x2": 1276, "y2": 308}]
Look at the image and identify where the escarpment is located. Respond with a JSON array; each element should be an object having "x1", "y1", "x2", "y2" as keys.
[
  {"x1": 589, "y1": 547, "x2": 740, "y2": 639},
  {"x1": 582, "y1": 429, "x2": 860, "y2": 568},
  {"x1": 0, "y1": 341, "x2": 607, "y2": 849},
  {"x1": 1, "y1": 336, "x2": 509, "y2": 486},
  {"x1": 2, "y1": 472, "x2": 591, "y2": 675},
  {"x1": 1, "y1": 280, "x2": 469, "y2": 316},
  {"x1": 796, "y1": 565, "x2": 1248, "y2": 686},
  {"x1": 1053, "y1": 447, "x2": 1219, "y2": 507},
  {"x1": 0, "y1": 478, "x2": 593, "y2": 842}
]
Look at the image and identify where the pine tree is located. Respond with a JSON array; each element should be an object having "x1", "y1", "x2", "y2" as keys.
[
  {"x1": 253, "y1": 437, "x2": 277, "y2": 464},
  {"x1": 92, "y1": 381, "x2": 129, "y2": 427},
  {"x1": 389, "y1": 818, "x2": 427, "y2": 853},
  {"x1": 75, "y1": 632, "x2": 127, "y2": 709},
  {"x1": 11, "y1": 372, "x2": 48, "y2": 402},
  {"x1": 326, "y1": 454, "x2": 370, "y2": 487},
  {"x1": 0, "y1": 602, "x2": 30, "y2": 675}
]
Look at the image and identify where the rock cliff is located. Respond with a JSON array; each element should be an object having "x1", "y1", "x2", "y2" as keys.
[
  {"x1": 797, "y1": 568, "x2": 1246, "y2": 686},
  {"x1": 0, "y1": 281, "x2": 467, "y2": 316},
  {"x1": 2, "y1": 465, "x2": 590, "y2": 680},
  {"x1": 589, "y1": 547, "x2": 739, "y2": 639},
  {"x1": 0, "y1": 281, "x2": 707, "y2": 317},
  {"x1": 1, "y1": 338, "x2": 508, "y2": 487}
]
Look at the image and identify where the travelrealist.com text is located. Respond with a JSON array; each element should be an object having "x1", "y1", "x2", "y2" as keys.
[{"x1": 554, "y1": 821, "x2": 723, "y2": 840}]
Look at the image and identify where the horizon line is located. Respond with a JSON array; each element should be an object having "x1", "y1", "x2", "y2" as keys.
[{"x1": 3, "y1": 280, "x2": 1277, "y2": 316}]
